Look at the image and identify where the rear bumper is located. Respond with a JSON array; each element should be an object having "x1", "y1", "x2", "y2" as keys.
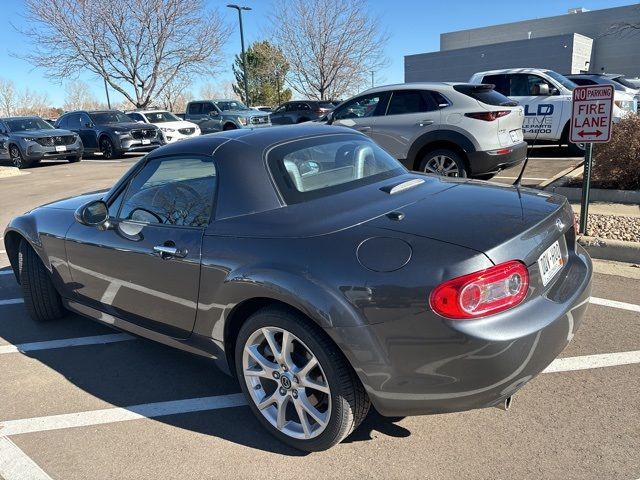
[
  {"x1": 327, "y1": 245, "x2": 592, "y2": 417},
  {"x1": 467, "y1": 141, "x2": 527, "y2": 176}
]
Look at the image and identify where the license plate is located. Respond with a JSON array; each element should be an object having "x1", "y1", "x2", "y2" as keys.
[
  {"x1": 538, "y1": 241, "x2": 563, "y2": 286},
  {"x1": 510, "y1": 130, "x2": 520, "y2": 142},
  {"x1": 55, "y1": 145, "x2": 66, "y2": 152},
  {"x1": 141, "y1": 139, "x2": 150, "y2": 145}
]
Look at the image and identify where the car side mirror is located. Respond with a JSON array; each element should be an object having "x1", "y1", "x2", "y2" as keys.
[
  {"x1": 84, "y1": 122, "x2": 93, "y2": 128},
  {"x1": 208, "y1": 110, "x2": 219, "y2": 117},
  {"x1": 75, "y1": 200, "x2": 109, "y2": 228},
  {"x1": 325, "y1": 111, "x2": 334, "y2": 124}
]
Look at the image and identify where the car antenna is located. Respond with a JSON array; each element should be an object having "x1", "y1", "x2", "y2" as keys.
[{"x1": 513, "y1": 109, "x2": 550, "y2": 187}]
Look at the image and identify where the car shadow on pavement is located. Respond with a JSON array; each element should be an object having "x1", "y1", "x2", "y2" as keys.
[
  {"x1": 528, "y1": 145, "x2": 581, "y2": 159},
  {"x1": 1, "y1": 308, "x2": 309, "y2": 455}
]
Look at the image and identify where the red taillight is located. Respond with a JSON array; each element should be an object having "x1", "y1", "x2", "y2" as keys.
[
  {"x1": 429, "y1": 260, "x2": 529, "y2": 319},
  {"x1": 465, "y1": 111, "x2": 511, "y2": 121}
]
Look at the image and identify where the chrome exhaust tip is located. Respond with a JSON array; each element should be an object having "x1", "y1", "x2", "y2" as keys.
[{"x1": 496, "y1": 396, "x2": 512, "y2": 411}]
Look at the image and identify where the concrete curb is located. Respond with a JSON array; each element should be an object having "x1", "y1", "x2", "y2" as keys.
[
  {"x1": 547, "y1": 186, "x2": 640, "y2": 204},
  {"x1": 579, "y1": 236, "x2": 640, "y2": 263}
]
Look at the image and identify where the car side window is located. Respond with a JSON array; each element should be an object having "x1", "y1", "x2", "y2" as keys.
[
  {"x1": 482, "y1": 74, "x2": 510, "y2": 96},
  {"x1": 285, "y1": 103, "x2": 297, "y2": 112},
  {"x1": 79, "y1": 114, "x2": 92, "y2": 128},
  {"x1": 201, "y1": 102, "x2": 216, "y2": 115},
  {"x1": 333, "y1": 93, "x2": 386, "y2": 120},
  {"x1": 385, "y1": 90, "x2": 435, "y2": 115},
  {"x1": 299, "y1": 103, "x2": 311, "y2": 111},
  {"x1": 118, "y1": 156, "x2": 217, "y2": 227},
  {"x1": 572, "y1": 78, "x2": 596, "y2": 86},
  {"x1": 188, "y1": 103, "x2": 202, "y2": 115},
  {"x1": 128, "y1": 113, "x2": 144, "y2": 122},
  {"x1": 55, "y1": 116, "x2": 68, "y2": 129},
  {"x1": 508, "y1": 74, "x2": 551, "y2": 96}
]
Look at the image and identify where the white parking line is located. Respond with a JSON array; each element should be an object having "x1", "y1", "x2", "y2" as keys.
[
  {"x1": 0, "y1": 250, "x2": 6, "y2": 254},
  {"x1": 0, "y1": 437, "x2": 53, "y2": 480},
  {"x1": 590, "y1": 297, "x2": 640, "y2": 313},
  {"x1": 0, "y1": 333, "x2": 134, "y2": 355},
  {"x1": 543, "y1": 350, "x2": 640, "y2": 373},
  {"x1": 0, "y1": 393, "x2": 247, "y2": 436},
  {"x1": 493, "y1": 176, "x2": 548, "y2": 181},
  {"x1": 0, "y1": 298, "x2": 23, "y2": 306}
]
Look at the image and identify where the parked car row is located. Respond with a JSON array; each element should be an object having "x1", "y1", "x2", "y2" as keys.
[{"x1": 4, "y1": 68, "x2": 637, "y2": 171}]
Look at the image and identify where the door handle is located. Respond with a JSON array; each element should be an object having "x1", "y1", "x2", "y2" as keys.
[
  {"x1": 153, "y1": 245, "x2": 187, "y2": 259},
  {"x1": 417, "y1": 120, "x2": 434, "y2": 127},
  {"x1": 357, "y1": 126, "x2": 371, "y2": 132}
]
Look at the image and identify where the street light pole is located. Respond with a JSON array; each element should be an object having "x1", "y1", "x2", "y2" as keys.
[
  {"x1": 103, "y1": 78, "x2": 111, "y2": 109},
  {"x1": 371, "y1": 71, "x2": 374, "y2": 88},
  {"x1": 227, "y1": 4, "x2": 252, "y2": 106}
]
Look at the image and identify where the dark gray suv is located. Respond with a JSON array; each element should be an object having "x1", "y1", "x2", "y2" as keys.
[
  {"x1": 0, "y1": 116, "x2": 83, "y2": 168},
  {"x1": 55, "y1": 110, "x2": 162, "y2": 159}
]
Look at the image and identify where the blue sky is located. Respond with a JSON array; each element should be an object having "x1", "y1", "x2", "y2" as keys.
[{"x1": 0, "y1": 0, "x2": 635, "y2": 106}]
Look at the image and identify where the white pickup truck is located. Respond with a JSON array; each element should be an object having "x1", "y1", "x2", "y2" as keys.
[{"x1": 470, "y1": 68, "x2": 637, "y2": 155}]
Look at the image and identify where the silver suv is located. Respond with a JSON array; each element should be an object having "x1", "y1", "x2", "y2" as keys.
[{"x1": 326, "y1": 83, "x2": 526, "y2": 179}]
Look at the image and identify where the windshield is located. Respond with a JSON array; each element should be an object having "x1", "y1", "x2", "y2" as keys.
[
  {"x1": 5, "y1": 117, "x2": 54, "y2": 132},
  {"x1": 611, "y1": 76, "x2": 638, "y2": 89},
  {"x1": 215, "y1": 100, "x2": 249, "y2": 111},
  {"x1": 143, "y1": 111, "x2": 181, "y2": 123},
  {"x1": 545, "y1": 70, "x2": 578, "y2": 90},
  {"x1": 90, "y1": 112, "x2": 134, "y2": 124},
  {"x1": 268, "y1": 135, "x2": 405, "y2": 204}
]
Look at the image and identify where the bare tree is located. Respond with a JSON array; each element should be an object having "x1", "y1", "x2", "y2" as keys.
[
  {"x1": 64, "y1": 80, "x2": 100, "y2": 111},
  {"x1": 19, "y1": 0, "x2": 231, "y2": 108},
  {"x1": 198, "y1": 82, "x2": 238, "y2": 100},
  {"x1": 15, "y1": 88, "x2": 51, "y2": 117},
  {"x1": 0, "y1": 78, "x2": 17, "y2": 116},
  {"x1": 270, "y1": 0, "x2": 388, "y2": 100},
  {"x1": 158, "y1": 76, "x2": 193, "y2": 112}
]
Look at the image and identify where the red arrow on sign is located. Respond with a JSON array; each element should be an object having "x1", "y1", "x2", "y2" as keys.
[{"x1": 578, "y1": 130, "x2": 603, "y2": 138}]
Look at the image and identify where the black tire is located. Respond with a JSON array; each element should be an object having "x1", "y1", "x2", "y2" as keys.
[
  {"x1": 567, "y1": 141, "x2": 585, "y2": 157},
  {"x1": 235, "y1": 306, "x2": 370, "y2": 452},
  {"x1": 18, "y1": 240, "x2": 65, "y2": 322},
  {"x1": 418, "y1": 148, "x2": 468, "y2": 177},
  {"x1": 223, "y1": 123, "x2": 237, "y2": 131},
  {"x1": 99, "y1": 136, "x2": 122, "y2": 159},
  {"x1": 296, "y1": 117, "x2": 310, "y2": 123},
  {"x1": 67, "y1": 155, "x2": 82, "y2": 163},
  {"x1": 9, "y1": 144, "x2": 32, "y2": 169}
]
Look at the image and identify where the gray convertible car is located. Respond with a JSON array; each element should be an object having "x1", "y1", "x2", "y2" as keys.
[{"x1": 4, "y1": 125, "x2": 592, "y2": 451}]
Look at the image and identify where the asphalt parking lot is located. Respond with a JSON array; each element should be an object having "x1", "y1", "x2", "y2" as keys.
[{"x1": 1, "y1": 148, "x2": 638, "y2": 480}]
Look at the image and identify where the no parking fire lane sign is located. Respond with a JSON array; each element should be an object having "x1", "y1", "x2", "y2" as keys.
[{"x1": 570, "y1": 84, "x2": 614, "y2": 143}]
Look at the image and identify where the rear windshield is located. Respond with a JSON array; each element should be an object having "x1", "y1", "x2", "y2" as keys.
[
  {"x1": 454, "y1": 84, "x2": 518, "y2": 106},
  {"x1": 268, "y1": 135, "x2": 405, "y2": 204}
]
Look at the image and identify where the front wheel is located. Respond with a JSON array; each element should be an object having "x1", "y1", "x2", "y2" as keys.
[
  {"x1": 100, "y1": 137, "x2": 121, "y2": 159},
  {"x1": 18, "y1": 240, "x2": 65, "y2": 322},
  {"x1": 9, "y1": 145, "x2": 31, "y2": 169},
  {"x1": 235, "y1": 306, "x2": 369, "y2": 452},
  {"x1": 418, "y1": 149, "x2": 468, "y2": 177}
]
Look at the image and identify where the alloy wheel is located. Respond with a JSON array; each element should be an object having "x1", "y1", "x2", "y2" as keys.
[
  {"x1": 242, "y1": 326, "x2": 331, "y2": 440},
  {"x1": 9, "y1": 145, "x2": 25, "y2": 168},
  {"x1": 423, "y1": 155, "x2": 461, "y2": 177},
  {"x1": 100, "y1": 138, "x2": 114, "y2": 159}
]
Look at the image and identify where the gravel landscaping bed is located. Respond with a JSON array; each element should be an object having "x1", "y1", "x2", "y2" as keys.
[{"x1": 585, "y1": 214, "x2": 640, "y2": 243}]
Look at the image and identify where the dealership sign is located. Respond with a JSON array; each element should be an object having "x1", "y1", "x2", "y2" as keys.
[{"x1": 570, "y1": 84, "x2": 614, "y2": 143}]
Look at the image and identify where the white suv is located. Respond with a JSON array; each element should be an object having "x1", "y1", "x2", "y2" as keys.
[
  {"x1": 326, "y1": 83, "x2": 526, "y2": 179},
  {"x1": 126, "y1": 110, "x2": 200, "y2": 143},
  {"x1": 469, "y1": 68, "x2": 636, "y2": 155}
]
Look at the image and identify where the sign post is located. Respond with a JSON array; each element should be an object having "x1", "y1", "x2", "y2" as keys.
[{"x1": 570, "y1": 84, "x2": 614, "y2": 234}]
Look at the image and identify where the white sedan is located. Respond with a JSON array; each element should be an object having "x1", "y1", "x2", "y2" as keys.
[{"x1": 126, "y1": 110, "x2": 201, "y2": 143}]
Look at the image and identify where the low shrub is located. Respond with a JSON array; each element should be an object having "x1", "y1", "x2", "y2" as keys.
[{"x1": 591, "y1": 115, "x2": 640, "y2": 190}]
